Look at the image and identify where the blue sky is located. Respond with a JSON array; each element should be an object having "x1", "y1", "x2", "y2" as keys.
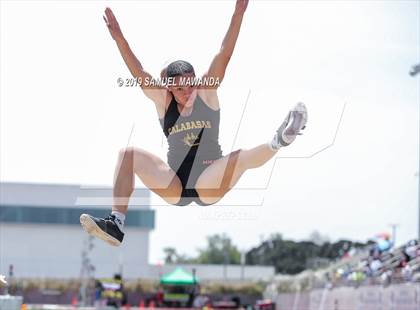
[{"x1": 1, "y1": 0, "x2": 419, "y2": 263}]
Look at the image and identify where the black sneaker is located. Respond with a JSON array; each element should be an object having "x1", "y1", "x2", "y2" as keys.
[{"x1": 79, "y1": 213, "x2": 124, "y2": 246}]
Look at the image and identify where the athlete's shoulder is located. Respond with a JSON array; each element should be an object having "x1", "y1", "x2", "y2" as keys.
[{"x1": 198, "y1": 89, "x2": 219, "y2": 111}]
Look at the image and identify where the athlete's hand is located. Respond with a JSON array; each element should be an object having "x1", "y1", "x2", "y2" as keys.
[
  {"x1": 234, "y1": 0, "x2": 249, "y2": 15},
  {"x1": 103, "y1": 7, "x2": 124, "y2": 41}
]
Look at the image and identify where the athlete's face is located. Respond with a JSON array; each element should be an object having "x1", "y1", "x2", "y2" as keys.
[{"x1": 169, "y1": 73, "x2": 197, "y2": 107}]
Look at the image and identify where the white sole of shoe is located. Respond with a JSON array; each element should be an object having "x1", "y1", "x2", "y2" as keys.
[
  {"x1": 79, "y1": 214, "x2": 121, "y2": 247},
  {"x1": 291, "y1": 102, "x2": 308, "y2": 132}
]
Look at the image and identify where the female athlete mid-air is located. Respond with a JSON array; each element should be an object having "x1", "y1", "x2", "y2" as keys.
[{"x1": 80, "y1": 0, "x2": 308, "y2": 246}]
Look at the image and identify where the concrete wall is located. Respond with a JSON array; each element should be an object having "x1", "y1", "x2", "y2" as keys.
[
  {"x1": 146, "y1": 264, "x2": 275, "y2": 282},
  {"x1": 274, "y1": 283, "x2": 420, "y2": 310},
  {"x1": 0, "y1": 223, "x2": 150, "y2": 278}
]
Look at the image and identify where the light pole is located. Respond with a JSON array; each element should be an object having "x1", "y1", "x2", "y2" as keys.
[
  {"x1": 240, "y1": 249, "x2": 246, "y2": 282},
  {"x1": 410, "y1": 63, "x2": 420, "y2": 241},
  {"x1": 388, "y1": 223, "x2": 399, "y2": 246}
]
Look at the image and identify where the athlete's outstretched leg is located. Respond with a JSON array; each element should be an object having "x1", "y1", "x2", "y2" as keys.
[
  {"x1": 196, "y1": 102, "x2": 307, "y2": 205},
  {"x1": 80, "y1": 147, "x2": 182, "y2": 246},
  {"x1": 195, "y1": 144, "x2": 277, "y2": 204}
]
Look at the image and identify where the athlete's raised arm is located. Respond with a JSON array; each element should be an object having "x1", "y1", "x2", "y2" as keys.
[
  {"x1": 203, "y1": 0, "x2": 248, "y2": 88},
  {"x1": 103, "y1": 7, "x2": 167, "y2": 107}
]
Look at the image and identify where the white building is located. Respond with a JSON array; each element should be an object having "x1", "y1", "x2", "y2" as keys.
[{"x1": 0, "y1": 182, "x2": 153, "y2": 279}]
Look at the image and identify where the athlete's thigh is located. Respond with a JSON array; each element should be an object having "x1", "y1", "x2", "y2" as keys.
[
  {"x1": 195, "y1": 149, "x2": 244, "y2": 204},
  {"x1": 129, "y1": 147, "x2": 183, "y2": 205}
]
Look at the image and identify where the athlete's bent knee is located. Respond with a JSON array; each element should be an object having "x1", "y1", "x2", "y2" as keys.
[{"x1": 230, "y1": 149, "x2": 244, "y2": 170}]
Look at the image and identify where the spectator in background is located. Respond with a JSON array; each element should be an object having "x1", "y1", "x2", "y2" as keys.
[
  {"x1": 192, "y1": 285, "x2": 212, "y2": 309},
  {"x1": 370, "y1": 247, "x2": 381, "y2": 259},
  {"x1": 369, "y1": 257, "x2": 382, "y2": 275},
  {"x1": 380, "y1": 270, "x2": 392, "y2": 286},
  {"x1": 156, "y1": 285, "x2": 164, "y2": 307},
  {"x1": 102, "y1": 273, "x2": 126, "y2": 308},
  {"x1": 404, "y1": 240, "x2": 418, "y2": 260},
  {"x1": 397, "y1": 252, "x2": 409, "y2": 269},
  {"x1": 402, "y1": 263, "x2": 413, "y2": 282},
  {"x1": 94, "y1": 280, "x2": 104, "y2": 308},
  {"x1": 377, "y1": 238, "x2": 392, "y2": 253}
]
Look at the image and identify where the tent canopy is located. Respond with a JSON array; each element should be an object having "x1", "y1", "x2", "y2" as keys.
[{"x1": 160, "y1": 267, "x2": 199, "y2": 285}]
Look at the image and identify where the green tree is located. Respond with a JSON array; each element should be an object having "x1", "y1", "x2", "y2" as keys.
[
  {"x1": 163, "y1": 247, "x2": 177, "y2": 264},
  {"x1": 196, "y1": 234, "x2": 241, "y2": 264},
  {"x1": 246, "y1": 234, "x2": 372, "y2": 274},
  {"x1": 163, "y1": 247, "x2": 197, "y2": 264}
]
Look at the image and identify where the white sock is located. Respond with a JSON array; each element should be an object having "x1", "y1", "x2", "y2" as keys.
[{"x1": 111, "y1": 211, "x2": 125, "y2": 231}]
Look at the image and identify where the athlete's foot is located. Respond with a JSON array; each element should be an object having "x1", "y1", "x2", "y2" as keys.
[
  {"x1": 270, "y1": 102, "x2": 308, "y2": 149},
  {"x1": 80, "y1": 213, "x2": 124, "y2": 246}
]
